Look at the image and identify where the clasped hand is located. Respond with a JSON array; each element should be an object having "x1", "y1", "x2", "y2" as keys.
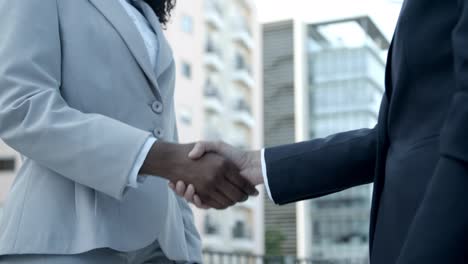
[{"x1": 168, "y1": 141, "x2": 264, "y2": 210}]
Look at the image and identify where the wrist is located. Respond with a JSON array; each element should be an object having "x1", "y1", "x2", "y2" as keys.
[
  {"x1": 140, "y1": 141, "x2": 193, "y2": 181},
  {"x1": 245, "y1": 150, "x2": 264, "y2": 185}
]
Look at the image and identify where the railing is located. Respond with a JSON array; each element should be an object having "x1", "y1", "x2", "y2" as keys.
[
  {"x1": 206, "y1": 40, "x2": 223, "y2": 59},
  {"x1": 233, "y1": 98, "x2": 252, "y2": 114},
  {"x1": 204, "y1": 84, "x2": 223, "y2": 100},
  {"x1": 203, "y1": 251, "x2": 369, "y2": 264}
]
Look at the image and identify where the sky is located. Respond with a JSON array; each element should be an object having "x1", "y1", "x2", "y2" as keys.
[{"x1": 254, "y1": 0, "x2": 403, "y2": 39}]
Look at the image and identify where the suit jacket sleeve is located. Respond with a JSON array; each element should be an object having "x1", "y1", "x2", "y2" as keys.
[
  {"x1": 397, "y1": 2, "x2": 468, "y2": 263},
  {"x1": 265, "y1": 128, "x2": 377, "y2": 205},
  {"x1": 0, "y1": 0, "x2": 151, "y2": 200}
]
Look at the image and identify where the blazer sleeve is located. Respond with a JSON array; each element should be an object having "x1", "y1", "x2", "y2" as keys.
[
  {"x1": 0, "y1": 0, "x2": 151, "y2": 200},
  {"x1": 397, "y1": 2, "x2": 468, "y2": 263},
  {"x1": 265, "y1": 128, "x2": 377, "y2": 205}
]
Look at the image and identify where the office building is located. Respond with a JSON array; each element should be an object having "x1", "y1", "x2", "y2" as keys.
[
  {"x1": 165, "y1": 0, "x2": 265, "y2": 256},
  {"x1": 263, "y1": 16, "x2": 388, "y2": 261}
]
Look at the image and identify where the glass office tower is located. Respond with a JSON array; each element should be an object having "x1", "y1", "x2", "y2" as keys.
[{"x1": 307, "y1": 18, "x2": 386, "y2": 261}]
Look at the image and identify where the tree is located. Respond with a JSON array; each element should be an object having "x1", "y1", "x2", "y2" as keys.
[{"x1": 265, "y1": 228, "x2": 286, "y2": 256}]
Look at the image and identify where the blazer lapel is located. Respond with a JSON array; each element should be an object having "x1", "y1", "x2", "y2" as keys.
[
  {"x1": 139, "y1": 2, "x2": 174, "y2": 78},
  {"x1": 88, "y1": 0, "x2": 162, "y2": 99}
]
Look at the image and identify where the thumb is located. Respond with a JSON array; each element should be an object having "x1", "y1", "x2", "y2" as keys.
[{"x1": 188, "y1": 142, "x2": 207, "y2": 160}]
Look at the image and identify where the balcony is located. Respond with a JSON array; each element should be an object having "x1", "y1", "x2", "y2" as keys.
[
  {"x1": 203, "y1": 236, "x2": 225, "y2": 252},
  {"x1": 232, "y1": 98, "x2": 254, "y2": 127},
  {"x1": 232, "y1": 54, "x2": 254, "y2": 88},
  {"x1": 236, "y1": 0, "x2": 254, "y2": 11},
  {"x1": 205, "y1": 41, "x2": 224, "y2": 72},
  {"x1": 204, "y1": 83, "x2": 224, "y2": 113},
  {"x1": 203, "y1": 251, "x2": 369, "y2": 264},
  {"x1": 204, "y1": 128, "x2": 222, "y2": 141},
  {"x1": 204, "y1": 55, "x2": 224, "y2": 73},
  {"x1": 232, "y1": 69, "x2": 255, "y2": 88},
  {"x1": 232, "y1": 21, "x2": 254, "y2": 50},
  {"x1": 205, "y1": 1, "x2": 224, "y2": 30}
]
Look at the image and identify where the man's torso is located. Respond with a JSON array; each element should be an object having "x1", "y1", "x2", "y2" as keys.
[{"x1": 371, "y1": 1, "x2": 460, "y2": 263}]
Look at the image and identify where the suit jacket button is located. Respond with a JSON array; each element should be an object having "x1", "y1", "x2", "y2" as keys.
[
  {"x1": 151, "y1": 101, "x2": 164, "y2": 114},
  {"x1": 153, "y1": 128, "x2": 164, "y2": 138}
]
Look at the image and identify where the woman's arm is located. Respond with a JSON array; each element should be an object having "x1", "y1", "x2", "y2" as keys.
[{"x1": 0, "y1": 0, "x2": 151, "y2": 200}]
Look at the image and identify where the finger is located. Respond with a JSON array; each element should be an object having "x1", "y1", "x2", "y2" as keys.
[
  {"x1": 201, "y1": 196, "x2": 225, "y2": 210},
  {"x1": 188, "y1": 141, "x2": 222, "y2": 159},
  {"x1": 194, "y1": 195, "x2": 210, "y2": 209},
  {"x1": 175, "y1": 181, "x2": 187, "y2": 196},
  {"x1": 218, "y1": 180, "x2": 248, "y2": 203},
  {"x1": 211, "y1": 190, "x2": 235, "y2": 209},
  {"x1": 168, "y1": 182, "x2": 176, "y2": 191},
  {"x1": 188, "y1": 142, "x2": 207, "y2": 160},
  {"x1": 225, "y1": 166, "x2": 259, "y2": 197},
  {"x1": 184, "y1": 184, "x2": 196, "y2": 201}
]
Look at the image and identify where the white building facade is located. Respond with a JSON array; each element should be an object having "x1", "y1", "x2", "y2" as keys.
[{"x1": 165, "y1": 0, "x2": 265, "y2": 257}]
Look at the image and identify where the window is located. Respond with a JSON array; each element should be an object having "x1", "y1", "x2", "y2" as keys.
[
  {"x1": 232, "y1": 220, "x2": 247, "y2": 239},
  {"x1": 234, "y1": 53, "x2": 246, "y2": 70},
  {"x1": 181, "y1": 15, "x2": 193, "y2": 33},
  {"x1": 181, "y1": 61, "x2": 192, "y2": 79},
  {"x1": 204, "y1": 214, "x2": 219, "y2": 235},
  {"x1": 0, "y1": 158, "x2": 15, "y2": 172},
  {"x1": 179, "y1": 108, "x2": 193, "y2": 126}
]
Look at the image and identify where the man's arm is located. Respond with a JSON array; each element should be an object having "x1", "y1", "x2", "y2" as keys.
[
  {"x1": 264, "y1": 128, "x2": 377, "y2": 205},
  {"x1": 175, "y1": 128, "x2": 377, "y2": 208},
  {"x1": 397, "y1": 2, "x2": 468, "y2": 262}
]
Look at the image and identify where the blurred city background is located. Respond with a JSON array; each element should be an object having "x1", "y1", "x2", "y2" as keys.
[{"x1": 0, "y1": 0, "x2": 403, "y2": 263}]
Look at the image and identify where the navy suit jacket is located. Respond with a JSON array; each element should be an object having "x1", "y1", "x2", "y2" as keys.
[{"x1": 265, "y1": 1, "x2": 468, "y2": 263}]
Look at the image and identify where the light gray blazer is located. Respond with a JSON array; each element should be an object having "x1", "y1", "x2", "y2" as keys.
[{"x1": 0, "y1": 0, "x2": 202, "y2": 262}]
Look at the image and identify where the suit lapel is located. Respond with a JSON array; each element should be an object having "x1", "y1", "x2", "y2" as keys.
[
  {"x1": 139, "y1": 2, "x2": 174, "y2": 78},
  {"x1": 88, "y1": 0, "x2": 162, "y2": 99}
]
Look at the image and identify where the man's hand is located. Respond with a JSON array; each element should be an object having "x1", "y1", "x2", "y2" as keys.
[
  {"x1": 140, "y1": 141, "x2": 258, "y2": 209},
  {"x1": 169, "y1": 141, "x2": 264, "y2": 209}
]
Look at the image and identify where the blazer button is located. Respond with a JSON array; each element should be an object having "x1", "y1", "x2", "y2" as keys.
[
  {"x1": 151, "y1": 101, "x2": 164, "y2": 114},
  {"x1": 153, "y1": 128, "x2": 164, "y2": 138}
]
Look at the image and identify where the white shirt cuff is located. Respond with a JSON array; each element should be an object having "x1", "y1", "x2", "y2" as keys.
[
  {"x1": 261, "y1": 148, "x2": 275, "y2": 202},
  {"x1": 127, "y1": 136, "x2": 157, "y2": 188}
]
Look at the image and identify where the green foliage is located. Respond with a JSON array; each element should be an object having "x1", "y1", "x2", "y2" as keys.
[{"x1": 265, "y1": 228, "x2": 286, "y2": 256}]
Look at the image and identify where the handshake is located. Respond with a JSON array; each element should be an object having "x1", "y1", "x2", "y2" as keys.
[{"x1": 140, "y1": 141, "x2": 264, "y2": 210}]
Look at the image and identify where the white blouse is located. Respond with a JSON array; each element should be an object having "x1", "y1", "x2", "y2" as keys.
[{"x1": 119, "y1": 0, "x2": 159, "y2": 70}]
